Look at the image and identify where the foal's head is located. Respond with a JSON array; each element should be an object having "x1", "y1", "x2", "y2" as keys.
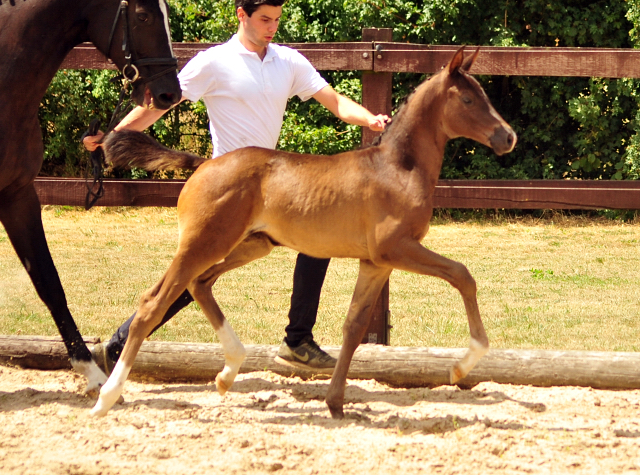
[{"x1": 439, "y1": 47, "x2": 516, "y2": 156}]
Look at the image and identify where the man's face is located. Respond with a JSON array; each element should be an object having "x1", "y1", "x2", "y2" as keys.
[{"x1": 238, "y1": 5, "x2": 282, "y2": 49}]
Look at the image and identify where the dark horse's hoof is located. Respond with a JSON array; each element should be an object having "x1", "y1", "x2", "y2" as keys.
[
  {"x1": 91, "y1": 342, "x2": 116, "y2": 377},
  {"x1": 85, "y1": 387, "x2": 100, "y2": 399}
]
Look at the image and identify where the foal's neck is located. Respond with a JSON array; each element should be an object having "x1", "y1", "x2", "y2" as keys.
[{"x1": 379, "y1": 72, "x2": 449, "y2": 175}]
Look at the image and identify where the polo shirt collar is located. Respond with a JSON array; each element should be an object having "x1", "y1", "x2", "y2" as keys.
[{"x1": 229, "y1": 34, "x2": 276, "y2": 62}]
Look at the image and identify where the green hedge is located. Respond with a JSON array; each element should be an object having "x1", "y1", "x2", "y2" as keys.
[{"x1": 39, "y1": 0, "x2": 640, "y2": 180}]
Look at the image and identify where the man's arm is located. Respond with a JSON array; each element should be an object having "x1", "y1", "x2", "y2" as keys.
[
  {"x1": 312, "y1": 85, "x2": 389, "y2": 132},
  {"x1": 82, "y1": 99, "x2": 186, "y2": 151}
]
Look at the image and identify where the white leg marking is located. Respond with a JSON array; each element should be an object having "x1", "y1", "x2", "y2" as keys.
[
  {"x1": 71, "y1": 359, "x2": 108, "y2": 395},
  {"x1": 158, "y1": 0, "x2": 174, "y2": 56},
  {"x1": 450, "y1": 338, "x2": 489, "y2": 384},
  {"x1": 215, "y1": 320, "x2": 246, "y2": 395},
  {"x1": 90, "y1": 360, "x2": 132, "y2": 417}
]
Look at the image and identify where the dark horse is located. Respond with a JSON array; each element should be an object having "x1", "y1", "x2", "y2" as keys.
[
  {"x1": 0, "y1": 0, "x2": 181, "y2": 393},
  {"x1": 92, "y1": 47, "x2": 516, "y2": 418}
]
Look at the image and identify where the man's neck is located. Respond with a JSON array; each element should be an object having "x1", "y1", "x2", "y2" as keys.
[{"x1": 237, "y1": 31, "x2": 268, "y2": 60}]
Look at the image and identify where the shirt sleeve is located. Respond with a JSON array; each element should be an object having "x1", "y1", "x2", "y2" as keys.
[
  {"x1": 289, "y1": 50, "x2": 329, "y2": 102},
  {"x1": 178, "y1": 49, "x2": 217, "y2": 103}
]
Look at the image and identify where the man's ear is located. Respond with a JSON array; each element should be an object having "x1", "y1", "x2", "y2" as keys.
[{"x1": 237, "y1": 6, "x2": 246, "y2": 21}]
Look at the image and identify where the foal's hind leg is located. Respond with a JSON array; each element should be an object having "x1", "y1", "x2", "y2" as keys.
[
  {"x1": 325, "y1": 260, "x2": 392, "y2": 419},
  {"x1": 91, "y1": 273, "x2": 191, "y2": 416},
  {"x1": 189, "y1": 233, "x2": 276, "y2": 395},
  {"x1": 0, "y1": 186, "x2": 106, "y2": 394},
  {"x1": 91, "y1": 246, "x2": 230, "y2": 416},
  {"x1": 383, "y1": 238, "x2": 489, "y2": 384}
]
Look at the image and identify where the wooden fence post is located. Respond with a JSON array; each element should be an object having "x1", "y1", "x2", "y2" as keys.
[
  {"x1": 360, "y1": 28, "x2": 393, "y2": 345},
  {"x1": 361, "y1": 28, "x2": 393, "y2": 147}
]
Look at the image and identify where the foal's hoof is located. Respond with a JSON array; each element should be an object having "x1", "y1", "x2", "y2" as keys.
[
  {"x1": 450, "y1": 364, "x2": 464, "y2": 384},
  {"x1": 89, "y1": 393, "x2": 125, "y2": 417},
  {"x1": 215, "y1": 374, "x2": 230, "y2": 396},
  {"x1": 326, "y1": 402, "x2": 345, "y2": 420},
  {"x1": 90, "y1": 402, "x2": 109, "y2": 418},
  {"x1": 87, "y1": 388, "x2": 125, "y2": 404}
]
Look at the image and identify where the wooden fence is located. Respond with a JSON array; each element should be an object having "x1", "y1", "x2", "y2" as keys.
[
  {"x1": 43, "y1": 28, "x2": 640, "y2": 212},
  {"x1": 42, "y1": 28, "x2": 640, "y2": 345}
]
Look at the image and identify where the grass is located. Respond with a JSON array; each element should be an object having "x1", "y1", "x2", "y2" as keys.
[{"x1": 0, "y1": 206, "x2": 639, "y2": 352}]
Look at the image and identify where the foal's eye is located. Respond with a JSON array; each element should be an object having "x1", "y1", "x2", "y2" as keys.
[{"x1": 461, "y1": 96, "x2": 473, "y2": 105}]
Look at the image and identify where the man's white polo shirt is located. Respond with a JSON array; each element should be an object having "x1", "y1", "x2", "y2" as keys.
[{"x1": 178, "y1": 34, "x2": 329, "y2": 158}]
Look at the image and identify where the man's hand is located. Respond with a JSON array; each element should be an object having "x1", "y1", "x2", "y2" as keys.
[
  {"x1": 82, "y1": 131, "x2": 105, "y2": 152},
  {"x1": 368, "y1": 114, "x2": 390, "y2": 132}
]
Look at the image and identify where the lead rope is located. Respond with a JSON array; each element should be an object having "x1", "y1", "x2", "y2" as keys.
[
  {"x1": 82, "y1": 0, "x2": 133, "y2": 210},
  {"x1": 82, "y1": 76, "x2": 133, "y2": 210}
]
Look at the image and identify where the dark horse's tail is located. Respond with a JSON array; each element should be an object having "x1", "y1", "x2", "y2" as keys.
[{"x1": 103, "y1": 130, "x2": 207, "y2": 171}]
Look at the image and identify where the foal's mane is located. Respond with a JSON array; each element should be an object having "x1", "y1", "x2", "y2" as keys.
[
  {"x1": 368, "y1": 64, "x2": 481, "y2": 148},
  {"x1": 368, "y1": 90, "x2": 413, "y2": 147},
  {"x1": 369, "y1": 68, "x2": 443, "y2": 147}
]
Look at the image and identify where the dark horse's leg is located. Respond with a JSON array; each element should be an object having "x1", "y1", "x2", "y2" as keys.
[{"x1": 0, "y1": 184, "x2": 107, "y2": 393}]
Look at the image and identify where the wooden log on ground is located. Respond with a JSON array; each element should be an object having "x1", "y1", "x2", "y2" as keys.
[
  {"x1": 1, "y1": 336, "x2": 640, "y2": 390},
  {"x1": 0, "y1": 335, "x2": 100, "y2": 370}
]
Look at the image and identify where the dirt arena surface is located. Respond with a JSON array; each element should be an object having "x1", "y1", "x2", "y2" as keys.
[{"x1": 1, "y1": 365, "x2": 640, "y2": 474}]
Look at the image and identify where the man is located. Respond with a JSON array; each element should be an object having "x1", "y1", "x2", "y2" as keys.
[{"x1": 84, "y1": 0, "x2": 388, "y2": 374}]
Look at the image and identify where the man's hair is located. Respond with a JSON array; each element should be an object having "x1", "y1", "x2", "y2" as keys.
[{"x1": 235, "y1": 0, "x2": 285, "y2": 17}]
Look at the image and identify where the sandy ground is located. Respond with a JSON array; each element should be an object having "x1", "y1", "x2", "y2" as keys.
[{"x1": 1, "y1": 365, "x2": 640, "y2": 475}]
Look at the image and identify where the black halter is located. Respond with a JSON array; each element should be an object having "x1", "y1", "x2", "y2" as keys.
[
  {"x1": 84, "y1": 0, "x2": 178, "y2": 210},
  {"x1": 106, "y1": 0, "x2": 178, "y2": 85}
]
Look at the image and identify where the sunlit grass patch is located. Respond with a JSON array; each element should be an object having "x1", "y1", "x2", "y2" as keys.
[{"x1": 0, "y1": 207, "x2": 638, "y2": 352}]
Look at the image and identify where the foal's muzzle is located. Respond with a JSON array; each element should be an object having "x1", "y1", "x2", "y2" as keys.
[{"x1": 490, "y1": 126, "x2": 517, "y2": 156}]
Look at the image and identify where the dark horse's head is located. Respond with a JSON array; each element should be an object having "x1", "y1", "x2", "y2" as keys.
[
  {"x1": 85, "y1": 0, "x2": 182, "y2": 110},
  {"x1": 440, "y1": 47, "x2": 516, "y2": 156}
]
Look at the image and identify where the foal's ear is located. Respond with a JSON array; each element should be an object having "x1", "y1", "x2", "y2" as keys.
[
  {"x1": 461, "y1": 47, "x2": 480, "y2": 72},
  {"x1": 448, "y1": 46, "x2": 466, "y2": 75}
]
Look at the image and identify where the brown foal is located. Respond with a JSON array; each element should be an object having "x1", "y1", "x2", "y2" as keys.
[{"x1": 91, "y1": 47, "x2": 516, "y2": 419}]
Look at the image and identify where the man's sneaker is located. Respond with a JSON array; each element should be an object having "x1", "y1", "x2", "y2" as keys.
[{"x1": 274, "y1": 335, "x2": 337, "y2": 373}]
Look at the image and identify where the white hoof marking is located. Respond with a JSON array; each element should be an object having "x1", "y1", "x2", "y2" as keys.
[
  {"x1": 215, "y1": 320, "x2": 246, "y2": 394},
  {"x1": 71, "y1": 359, "x2": 108, "y2": 395},
  {"x1": 90, "y1": 360, "x2": 131, "y2": 417},
  {"x1": 450, "y1": 338, "x2": 488, "y2": 384}
]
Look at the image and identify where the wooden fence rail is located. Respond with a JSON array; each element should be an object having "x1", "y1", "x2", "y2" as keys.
[
  {"x1": 62, "y1": 40, "x2": 640, "y2": 78},
  {"x1": 35, "y1": 177, "x2": 640, "y2": 210}
]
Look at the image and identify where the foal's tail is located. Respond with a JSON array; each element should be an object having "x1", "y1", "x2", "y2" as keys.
[{"x1": 103, "y1": 130, "x2": 207, "y2": 171}]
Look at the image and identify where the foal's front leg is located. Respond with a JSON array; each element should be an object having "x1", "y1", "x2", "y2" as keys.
[
  {"x1": 325, "y1": 260, "x2": 392, "y2": 419},
  {"x1": 387, "y1": 238, "x2": 489, "y2": 384}
]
